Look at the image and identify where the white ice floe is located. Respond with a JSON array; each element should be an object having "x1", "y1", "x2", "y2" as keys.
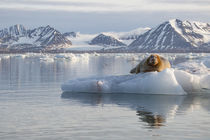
[
  {"x1": 1, "y1": 55, "x2": 10, "y2": 59},
  {"x1": 39, "y1": 55, "x2": 54, "y2": 62},
  {"x1": 61, "y1": 53, "x2": 210, "y2": 95},
  {"x1": 61, "y1": 63, "x2": 210, "y2": 95},
  {"x1": 203, "y1": 59, "x2": 210, "y2": 68},
  {"x1": 54, "y1": 53, "x2": 77, "y2": 61},
  {"x1": 62, "y1": 69, "x2": 188, "y2": 95},
  {"x1": 12, "y1": 54, "x2": 26, "y2": 59}
]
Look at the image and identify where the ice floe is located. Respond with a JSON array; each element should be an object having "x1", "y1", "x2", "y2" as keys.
[
  {"x1": 61, "y1": 54, "x2": 210, "y2": 95},
  {"x1": 61, "y1": 69, "x2": 189, "y2": 95}
]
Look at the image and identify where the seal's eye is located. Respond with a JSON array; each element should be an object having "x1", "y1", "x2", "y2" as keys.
[
  {"x1": 150, "y1": 55, "x2": 157, "y2": 60},
  {"x1": 150, "y1": 55, "x2": 154, "y2": 58}
]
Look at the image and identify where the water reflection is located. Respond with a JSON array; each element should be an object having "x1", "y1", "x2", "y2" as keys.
[
  {"x1": 0, "y1": 55, "x2": 132, "y2": 90},
  {"x1": 1, "y1": 54, "x2": 210, "y2": 140},
  {"x1": 178, "y1": 93, "x2": 210, "y2": 113},
  {"x1": 136, "y1": 110, "x2": 165, "y2": 128},
  {"x1": 61, "y1": 92, "x2": 186, "y2": 129}
]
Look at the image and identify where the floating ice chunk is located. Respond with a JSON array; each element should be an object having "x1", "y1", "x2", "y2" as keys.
[
  {"x1": 77, "y1": 53, "x2": 90, "y2": 60},
  {"x1": 174, "y1": 70, "x2": 201, "y2": 92},
  {"x1": 200, "y1": 75, "x2": 210, "y2": 89},
  {"x1": 13, "y1": 54, "x2": 26, "y2": 59},
  {"x1": 174, "y1": 69, "x2": 210, "y2": 92},
  {"x1": 53, "y1": 53, "x2": 90, "y2": 62},
  {"x1": 66, "y1": 53, "x2": 78, "y2": 61},
  {"x1": 54, "y1": 54, "x2": 74, "y2": 60},
  {"x1": 61, "y1": 69, "x2": 187, "y2": 95},
  {"x1": 176, "y1": 60, "x2": 209, "y2": 74},
  {"x1": 93, "y1": 52, "x2": 100, "y2": 56},
  {"x1": 39, "y1": 55, "x2": 54, "y2": 62},
  {"x1": 2, "y1": 55, "x2": 10, "y2": 59},
  {"x1": 203, "y1": 59, "x2": 210, "y2": 68},
  {"x1": 54, "y1": 54, "x2": 68, "y2": 59}
]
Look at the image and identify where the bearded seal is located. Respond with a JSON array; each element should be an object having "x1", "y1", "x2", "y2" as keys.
[{"x1": 130, "y1": 54, "x2": 171, "y2": 74}]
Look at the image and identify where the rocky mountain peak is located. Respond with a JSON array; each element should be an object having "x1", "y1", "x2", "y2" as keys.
[
  {"x1": 127, "y1": 19, "x2": 210, "y2": 52},
  {"x1": 0, "y1": 24, "x2": 72, "y2": 52},
  {"x1": 0, "y1": 24, "x2": 27, "y2": 38},
  {"x1": 89, "y1": 33, "x2": 126, "y2": 47},
  {"x1": 63, "y1": 32, "x2": 78, "y2": 38}
]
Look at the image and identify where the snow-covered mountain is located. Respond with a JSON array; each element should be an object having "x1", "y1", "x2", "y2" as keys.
[
  {"x1": 127, "y1": 19, "x2": 210, "y2": 52},
  {"x1": 97, "y1": 28, "x2": 150, "y2": 46},
  {"x1": 0, "y1": 24, "x2": 27, "y2": 39},
  {"x1": 89, "y1": 34, "x2": 126, "y2": 47},
  {"x1": 1, "y1": 20, "x2": 210, "y2": 53},
  {"x1": 0, "y1": 24, "x2": 72, "y2": 52},
  {"x1": 29, "y1": 25, "x2": 72, "y2": 48},
  {"x1": 61, "y1": 29, "x2": 148, "y2": 51}
]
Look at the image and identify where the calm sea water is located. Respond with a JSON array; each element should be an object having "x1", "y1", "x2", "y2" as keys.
[{"x1": 0, "y1": 54, "x2": 210, "y2": 140}]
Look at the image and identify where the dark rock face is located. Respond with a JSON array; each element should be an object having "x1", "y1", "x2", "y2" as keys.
[
  {"x1": 0, "y1": 24, "x2": 27, "y2": 44},
  {"x1": 63, "y1": 32, "x2": 77, "y2": 38},
  {"x1": 120, "y1": 35, "x2": 139, "y2": 40},
  {"x1": 0, "y1": 24, "x2": 72, "y2": 52},
  {"x1": 127, "y1": 19, "x2": 210, "y2": 52},
  {"x1": 0, "y1": 24, "x2": 27, "y2": 38},
  {"x1": 89, "y1": 34, "x2": 126, "y2": 47}
]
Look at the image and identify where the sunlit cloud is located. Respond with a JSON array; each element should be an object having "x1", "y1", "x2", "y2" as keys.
[{"x1": 0, "y1": 0, "x2": 209, "y2": 12}]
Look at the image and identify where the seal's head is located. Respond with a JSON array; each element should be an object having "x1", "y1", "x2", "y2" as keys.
[{"x1": 147, "y1": 54, "x2": 159, "y2": 66}]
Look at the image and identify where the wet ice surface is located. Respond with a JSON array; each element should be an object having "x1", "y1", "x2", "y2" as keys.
[
  {"x1": 62, "y1": 69, "x2": 187, "y2": 95},
  {"x1": 0, "y1": 53, "x2": 210, "y2": 140}
]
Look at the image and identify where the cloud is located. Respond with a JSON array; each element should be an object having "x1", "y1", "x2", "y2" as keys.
[
  {"x1": 0, "y1": 0, "x2": 209, "y2": 33},
  {"x1": 0, "y1": 8, "x2": 209, "y2": 34},
  {"x1": 0, "y1": 0, "x2": 209, "y2": 12}
]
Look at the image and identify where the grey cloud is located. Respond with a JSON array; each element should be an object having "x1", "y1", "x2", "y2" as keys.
[
  {"x1": 0, "y1": 0, "x2": 209, "y2": 13},
  {"x1": 0, "y1": 9, "x2": 209, "y2": 34},
  {"x1": 0, "y1": 0, "x2": 209, "y2": 34},
  {"x1": 0, "y1": 0, "x2": 115, "y2": 7}
]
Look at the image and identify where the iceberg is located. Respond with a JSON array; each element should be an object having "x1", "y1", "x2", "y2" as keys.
[
  {"x1": 62, "y1": 69, "x2": 188, "y2": 95},
  {"x1": 61, "y1": 67, "x2": 210, "y2": 95}
]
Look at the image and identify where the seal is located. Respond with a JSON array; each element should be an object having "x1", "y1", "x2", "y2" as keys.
[{"x1": 130, "y1": 54, "x2": 171, "y2": 74}]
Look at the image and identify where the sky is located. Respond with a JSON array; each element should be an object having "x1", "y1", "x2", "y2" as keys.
[{"x1": 0, "y1": 0, "x2": 210, "y2": 33}]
